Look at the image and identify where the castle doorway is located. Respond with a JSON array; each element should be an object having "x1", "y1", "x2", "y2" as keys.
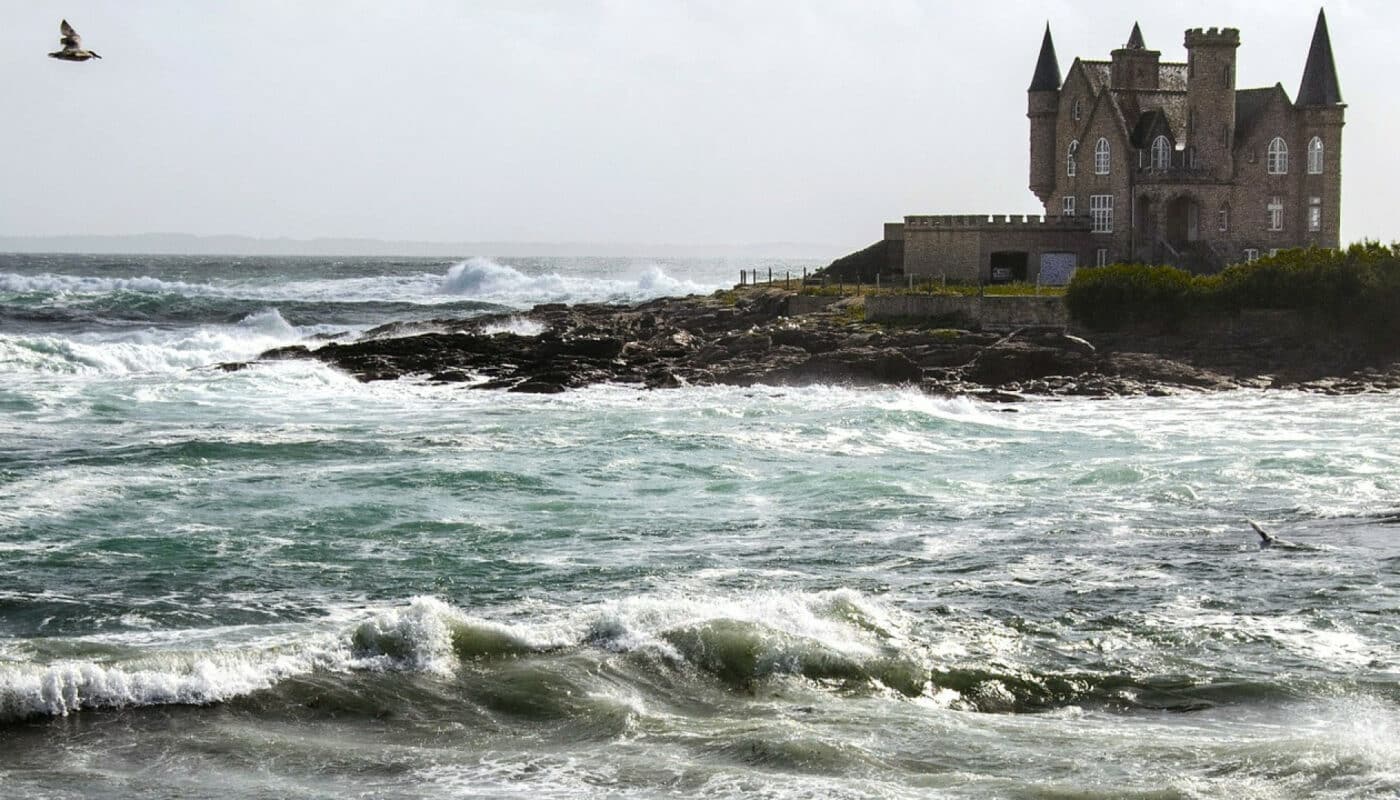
[
  {"x1": 1136, "y1": 195, "x2": 1158, "y2": 261},
  {"x1": 1165, "y1": 195, "x2": 1200, "y2": 246},
  {"x1": 989, "y1": 251, "x2": 1028, "y2": 283}
]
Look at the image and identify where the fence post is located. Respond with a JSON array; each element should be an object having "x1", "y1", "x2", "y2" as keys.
[
  {"x1": 786, "y1": 271, "x2": 790, "y2": 290},
  {"x1": 768, "y1": 267, "x2": 773, "y2": 285}
]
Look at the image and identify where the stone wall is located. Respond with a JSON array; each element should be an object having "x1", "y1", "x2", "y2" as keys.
[
  {"x1": 900, "y1": 215, "x2": 1094, "y2": 282},
  {"x1": 865, "y1": 294, "x2": 1069, "y2": 330}
]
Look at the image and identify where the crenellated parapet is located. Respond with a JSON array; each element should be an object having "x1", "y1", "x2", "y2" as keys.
[
  {"x1": 1184, "y1": 27, "x2": 1241, "y2": 48},
  {"x1": 904, "y1": 214, "x2": 1089, "y2": 229}
]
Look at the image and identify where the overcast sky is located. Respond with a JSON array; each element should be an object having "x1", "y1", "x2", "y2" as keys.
[{"x1": 1, "y1": 1, "x2": 1393, "y2": 253}]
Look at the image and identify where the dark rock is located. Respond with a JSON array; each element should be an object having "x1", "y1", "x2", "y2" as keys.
[{"x1": 250, "y1": 286, "x2": 1400, "y2": 399}]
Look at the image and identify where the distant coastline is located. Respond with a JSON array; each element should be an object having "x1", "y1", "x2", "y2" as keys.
[{"x1": 0, "y1": 233, "x2": 839, "y2": 260}]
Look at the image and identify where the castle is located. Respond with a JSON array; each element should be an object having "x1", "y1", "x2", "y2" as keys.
[{"x1": 881, "y1": 10, "x2": 1344, "y2": 284}]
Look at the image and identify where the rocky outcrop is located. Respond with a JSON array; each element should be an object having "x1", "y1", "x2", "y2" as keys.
[{"x1": 247, "y1": 288, "x2": 1400, "y2": 400}]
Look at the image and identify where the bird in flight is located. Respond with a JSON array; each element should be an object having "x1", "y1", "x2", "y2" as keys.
[{"x1": 49, "y1": 20, "x2": 102, "y2": 61}]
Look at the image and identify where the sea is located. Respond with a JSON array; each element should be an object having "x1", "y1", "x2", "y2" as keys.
[{"x1": 1, "y1": 253, "x2": 1397, "y2": 799}]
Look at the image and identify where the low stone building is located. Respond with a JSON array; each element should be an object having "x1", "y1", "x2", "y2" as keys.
[{"x1": 883, "y1": 10, "x2": 1345, "y2": 284}]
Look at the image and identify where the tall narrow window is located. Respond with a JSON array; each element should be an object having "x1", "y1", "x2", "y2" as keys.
[
  {"x1": 1096, "y1": 248, "x2": 1108, "y2": 267},
  {"x1": 1267, "y1": 137, "x2": 1289, "y2": 175},
  {"x1": 1308, "y1": 137, "x2": 1324, "y2": 174},
  {"x1": 1062, "y1": 196, "x2": 1076, "y2": 216},
  {"x1": 1072, "y1": 98, "x2": 1083, "y2": 121},
  {"x1": 1309, "y1": 197, "x2": 1322, "y2": 231},
  {"x1": 1094, "y1": 138, "x2": 1110, "y2": 175},
  {"x1": 1150, "y1": 136, "x2": 1170, "y2": 170},
  {"x1": 1218, "y1": 205, "x2": 1230, "y2": 232},
  {"x1": 1188, "y1": 147, "x2": 1198, "y2": 169},
  {"x1": 1067, "y1": 140, "x2": 1079, "y2": 177},
  {"x1": 1090, "y1": 194, "x2": 1114, "y2": 233},
  {"x1": 1268, "y1": 197, "x2": 1284, "y2": 231}
]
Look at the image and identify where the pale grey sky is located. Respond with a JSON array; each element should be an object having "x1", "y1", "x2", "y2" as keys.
[{"x1": 1, "y1": 1, "x2": 1393, "y2": 253}]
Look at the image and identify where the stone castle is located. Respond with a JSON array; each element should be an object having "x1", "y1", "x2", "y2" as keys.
[{"x1": 880, "y1": 10, "x2": 1345, "y2": 284}]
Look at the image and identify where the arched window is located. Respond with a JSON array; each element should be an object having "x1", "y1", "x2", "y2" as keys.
[
  {"x1": 1094, "y1": 138, "x2": 1110, "y2": 175},
  {"x1": 1067, "y1": 140, "x2": 1079, "y2": 177},
  {"x1": 1150, "y1": 136, "x2": 1171, "y2": 170},
  {"x1": 1072, "y1": 98, "x2": 1083, "y2": 121},
  {"x1": 1308, "y1": 137, "x2": 1324, "y2": 174},
  {"x1": 1267, "y1": 137, "x2": 1289, "y2": 175}
]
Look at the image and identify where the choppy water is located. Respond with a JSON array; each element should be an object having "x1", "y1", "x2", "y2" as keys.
[{"x1": 1, "y1": 253, "x2": 1397, "y2": 799}]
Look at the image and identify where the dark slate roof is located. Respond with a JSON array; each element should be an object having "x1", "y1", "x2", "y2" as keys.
[
  {"x1": 1297, "y1": 9, "x2": 1343, "y2": 106},
  {"x1": 1131, "y1": 93, "x2": 1188, "y2": 140},
  {"x1": 1234, "y1": 86, "x2": 1288, "y2": 143},
  {"x1": 1080, "y1": 60, "x2": 1112, "y2": 92},
  {"x1": 1029, "y1": 24, "x2": 1062, "y2": 91},
  {"x1": 1130, "y1": 110, "x2": 1173, "y2": 148},
  {"x1": 1126, "y1": 22, "x2": 1146, "y2": 50}
]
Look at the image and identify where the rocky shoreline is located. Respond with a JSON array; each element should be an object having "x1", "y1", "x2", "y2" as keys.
[{"x1": 251, "y1": 289, "x2": 1400, "y2": 399}]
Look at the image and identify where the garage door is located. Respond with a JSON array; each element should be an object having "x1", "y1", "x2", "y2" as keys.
[{"x1": 1038, "y1": 252, "x2": 1078, "y2": 286}]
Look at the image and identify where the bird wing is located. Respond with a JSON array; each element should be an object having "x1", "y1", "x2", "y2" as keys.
[
  {"x1": 1248, "y1": 520, "x2": 1275, "y2": 543},
  {"x1": 60, "y1": 20, "x2": 81, "y2": 48}
]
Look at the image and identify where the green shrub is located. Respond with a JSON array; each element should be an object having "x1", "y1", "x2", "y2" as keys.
[
  {"x1": 1065, "y1": 263, "x2": 1214, "y2": 330},
  {"x1": 1066, "y1": 243, "x2": 1400, "y2": 337}
]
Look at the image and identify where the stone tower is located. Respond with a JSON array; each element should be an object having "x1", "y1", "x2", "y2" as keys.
[
  {"x1": 1183, "y1": 27, "x2": 1241, "y2": 180},
  {"x1": 1110, "y1": 23, "x2": 1162, "y2": 91},
  {"x1": 1027, "y1": 25, "x2": 1061, "y2": 206},
  {"x1": 1295, "y1": 9, "x2": 1345, "y2": 248}
]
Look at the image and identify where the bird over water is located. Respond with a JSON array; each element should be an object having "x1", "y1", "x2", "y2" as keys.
[{"x1": 48, "y1": 20, "x2": 101, "y2": 61}]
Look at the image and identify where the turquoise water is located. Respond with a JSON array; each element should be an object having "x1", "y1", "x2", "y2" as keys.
[{"x1": 1, "y1": 254, "x2": 1398, "y2": 798}]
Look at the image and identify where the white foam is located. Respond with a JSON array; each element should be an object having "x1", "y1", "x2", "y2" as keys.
[
  {"x1": 480, "y1": 317, "x2": 547, "y2": 337},
  {"x1": 438, "y1": 257, "x2": 717, "y2": 307},
  {"x1": 0, "y1": 641, "x2": 342, "y2": 720},
  {"x1": 0, "y1": 308, "x2": 314, "y2": 376}
]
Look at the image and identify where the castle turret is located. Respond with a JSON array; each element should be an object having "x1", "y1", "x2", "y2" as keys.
[
  {"x1": 1184, "y1": 26, "x2": 1240, "y2": 179},
  {"x1": 1296, "y1": 9, "x2": 1345, "y2": 248},
  {"x1": 1111, "y1": 22, "x2": 1162, "y2": 92},
  {"x1": 1297, "y1": 8, "x2": 1343, "y2": 107},
  {"x1": 1027, "y1": 24, "x2": 1061, "y2": 206}
]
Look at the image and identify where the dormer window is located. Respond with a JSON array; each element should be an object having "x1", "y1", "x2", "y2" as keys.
[
  {"x1": 1094, "y1": 138, "x2": 1110, "y2": 175},
  {"x1": 1150, "y1": 136, "x2": 1170, "y2": 170},
  {"x1": 1308, "y1": 137, "x2": 1324, "y2": 174},
  {"x1": 1067, "y1": 140, "x2": 1079, "y2": 177},
  {"x1": 1267, "y1": 137, "x2": 1289, "y2": 175}
]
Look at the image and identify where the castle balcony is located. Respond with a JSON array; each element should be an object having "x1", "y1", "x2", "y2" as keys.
[{"x1": 1132, "y1": 165, "x2": 1219, "y2": 184}]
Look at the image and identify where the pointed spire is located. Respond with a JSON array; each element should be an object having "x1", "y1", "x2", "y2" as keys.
[
  {"x1": 1029, "y1": 24, "x2": 1062, "y2": 92},
  {"x1": 1126, "y1": 22, "x2": 1146, "y2": 50},
  {"x1": 1298, "y1": 9, "x2": 1343, "y2": 106}
]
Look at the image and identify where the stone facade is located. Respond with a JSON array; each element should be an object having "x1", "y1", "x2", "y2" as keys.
[{"x1": 889, "y1": 10, "x2": 1345, "y2": 281}]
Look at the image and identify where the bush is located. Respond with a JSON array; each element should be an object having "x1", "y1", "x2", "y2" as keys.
[
  {"x1": 1066, "y1": 243, "x2": 1400, "y2": 337},
  {"x1": 1065, "y1": 263, "x2": 1215, "y2": 330}
]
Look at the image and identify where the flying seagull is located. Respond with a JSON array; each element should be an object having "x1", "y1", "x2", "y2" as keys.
[
  {"x1": 49, "y1": 20, "x2": 101, "y2": 61},
  {"x1": 1248, "y1": 520, "x2": 1277, "y2": 548}
]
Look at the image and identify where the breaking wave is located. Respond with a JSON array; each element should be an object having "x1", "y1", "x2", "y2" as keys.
[
  {"x1": 0, "y1": 590, "x2": 928, "y2": 723},
  {"x1": 439, "y1": 257, "x2": 716, "y2": 306},
  {"x1": 0, "y1": 308, "x2": 314, "y2": 375}
]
